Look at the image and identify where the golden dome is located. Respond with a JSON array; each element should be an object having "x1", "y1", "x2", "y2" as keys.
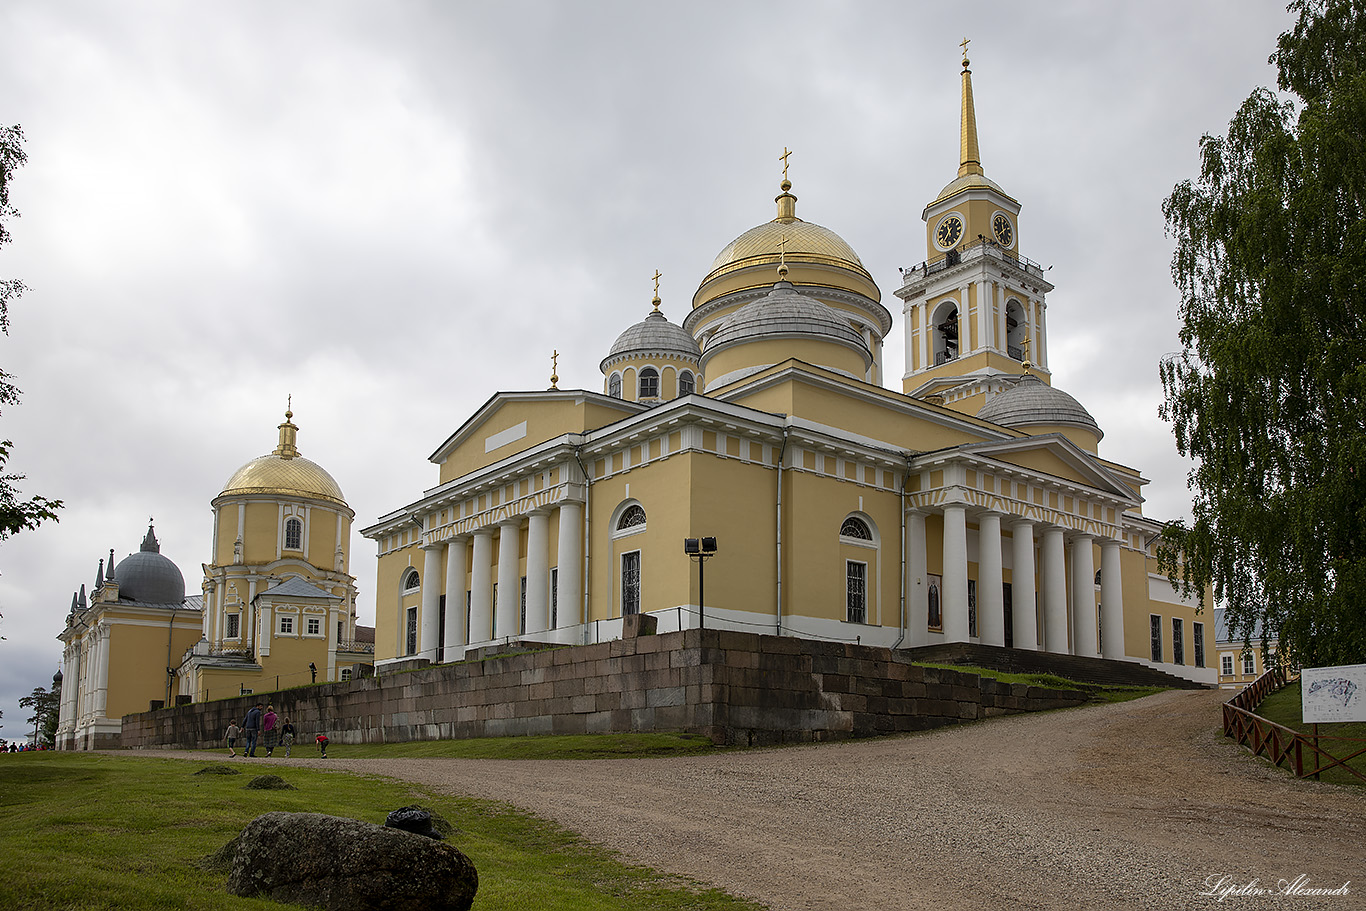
[{"x1": 217, "y1": 410, "x2": 348, "y2": 507}]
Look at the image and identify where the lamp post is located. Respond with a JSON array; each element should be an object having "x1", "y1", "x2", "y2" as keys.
[{"x1": 683, "y1": 537, "x2": 718, "y2": 629}]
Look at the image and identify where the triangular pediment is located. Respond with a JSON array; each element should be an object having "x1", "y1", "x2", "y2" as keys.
[{"x1": 922, "y1": 434, "x2": 1141, "y2": 505}]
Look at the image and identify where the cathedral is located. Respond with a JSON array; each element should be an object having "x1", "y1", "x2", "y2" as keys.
[
  {"x1": 55, "y1": 410, "x2": 374, "y2": 750},
  {"x1": 361, "y1": 52, "x2": 1214, "y2": 685}
]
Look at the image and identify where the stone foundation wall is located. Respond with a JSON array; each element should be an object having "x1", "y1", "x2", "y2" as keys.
[{"x1": 120, "y1": 629, "x2": 1090, "y2": 749}]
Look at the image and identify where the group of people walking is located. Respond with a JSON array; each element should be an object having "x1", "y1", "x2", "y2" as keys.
[{"x1": 225, "y1": 703, "x2": 302, "y2": 758}]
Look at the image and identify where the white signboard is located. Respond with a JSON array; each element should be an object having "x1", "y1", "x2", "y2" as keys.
[{"x1": 1301, "y1": 664, "x2": 1366, "y2": 724}]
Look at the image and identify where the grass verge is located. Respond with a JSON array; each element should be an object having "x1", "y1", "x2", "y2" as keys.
[
  {"x1": 1252, "y1": 680, "x2": 1366, "y2": 786},
  {"x1": 913, "y1": 662, "x2": 1167, "y2": 704},
  {"x1": 0, "y1": 752, "x2": 766, "y2": 911}
]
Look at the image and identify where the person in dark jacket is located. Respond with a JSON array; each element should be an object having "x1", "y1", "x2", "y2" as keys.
[
  {"x1": 242, "y1": 703, "x2": 264, "y2": 757},
  {"x1": 263, "y1": 705, "x2": 279, "y2": 757}
]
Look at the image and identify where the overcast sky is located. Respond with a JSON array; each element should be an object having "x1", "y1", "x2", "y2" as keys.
[{"x1": 0, "y1": 1, "x2": 1294, "y2": 740}]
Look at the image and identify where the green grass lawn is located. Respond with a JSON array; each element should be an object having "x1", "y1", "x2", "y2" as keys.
[
  {"x1": 1252, "y1": 680, "x2": 1366, "y2": 785},
  {"x1": 913, "y1": 662, "x2": 1167, "y2": 704},
  {"x1": 0, "y1": 752, "x2": 766, "y2": 911}
]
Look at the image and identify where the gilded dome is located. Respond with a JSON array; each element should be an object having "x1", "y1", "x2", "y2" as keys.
[{"x1": 218, "y1": 410, "x2": 348, "y2": 507}]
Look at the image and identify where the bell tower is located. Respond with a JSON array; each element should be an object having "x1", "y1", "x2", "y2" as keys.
[{"x1": 898, "y1": 40, "x2": 1055, "y2": 416}]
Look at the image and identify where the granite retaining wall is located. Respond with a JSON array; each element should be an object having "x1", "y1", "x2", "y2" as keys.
[{"x1": 120, "y1": 628, "x2": 1090, "y2": 749}]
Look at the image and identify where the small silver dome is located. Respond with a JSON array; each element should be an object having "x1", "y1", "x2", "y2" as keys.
[
  {"x1": 703, "y1": 281, "x2": 870, "y2": 361},
  {"x1": 602, "y1": 309, "x2": 700, "y2": 371},
  {"x1": 113, "y1": 525, "x2": 186, "y2": 605},
  {"x1": 977, "y1": 374, "x2": 1102, "y2": 439}
]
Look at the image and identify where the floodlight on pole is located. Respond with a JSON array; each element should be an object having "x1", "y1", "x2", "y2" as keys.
[{"x1": 683, "y1": 537, "x2": 718, "y2": 628}]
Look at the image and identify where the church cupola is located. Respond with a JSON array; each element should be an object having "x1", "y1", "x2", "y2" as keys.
[{"x1": 601, "y1": 274, "x2": 702, "y2": 403}]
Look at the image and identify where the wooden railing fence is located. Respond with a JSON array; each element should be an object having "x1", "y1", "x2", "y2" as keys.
[{"x1": 1223, "y1": 664, "x2": 1366, "y2": 784}]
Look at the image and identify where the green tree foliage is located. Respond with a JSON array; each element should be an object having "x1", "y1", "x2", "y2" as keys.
[
  {"x1": 0, "y1": 124, "x2": 61, "y2": 543},
  {"x1": 19, "y1": 685, "x2": 58, "y2": 747},
  {"x1": 1159, "y1": 0, "x2": 1366, "y2": 667}
]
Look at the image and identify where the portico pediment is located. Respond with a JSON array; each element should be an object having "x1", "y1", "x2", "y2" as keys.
[{"x1": 916, "y1": 434, "x2": 1141, "y2": 506}]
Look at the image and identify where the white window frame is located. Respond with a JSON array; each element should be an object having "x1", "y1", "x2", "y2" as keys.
[
  {"x1": 1221, "y1": 653, "x2": 1234, "y2": 676},
  {"x1": 1193, "y1": 621, "x2": 1205, "y2": 668},
  {"x1": 284, "y1": 517, "x2": 303, "y2": 551},
  {"x1": 608, "y1": 372, "x2": 623, "y2": 399},
  {"x1": 278, "y1": 614, "x2": 295, "y2": 637},
  {"x1": 638, "y1": 367, "x2": 660, "y2": 399},
  {"x1": 1242, "y1": 652, "x2": 1256, "y2": 676},
  {"x1": 1149, "y1": 614, "x2": 1163, "y2": 663},
  {"x1": 402, "y1": 568, "x2": 420, "y2": 593},
  {"x1": 225, "y1": 613, "x2": 240, "y2": 639},
  {"x1": 612, "y1": 501, "x2": 647, "y2": 539},
  {"x1": 305, "y1": 616, "x2": 322, "y2": 637},
  {"x1": 1172, "y1": 617, "x2": 1185, "y2": 666},
  {"x1": 340, "y1": 667, "x2": 352, "y2": 681},
  {"x1": 678, "y1": 370, "x2": 695, "y2": 397}
]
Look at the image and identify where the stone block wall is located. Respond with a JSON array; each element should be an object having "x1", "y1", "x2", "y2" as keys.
[{"x1": 120, "y1": 629, "x2": 1090, "y2": 750}]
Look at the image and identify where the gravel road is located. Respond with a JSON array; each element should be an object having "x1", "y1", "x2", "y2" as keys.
[{"x1": 155, "y1": 689, "x2": 1366, "y2": 909}]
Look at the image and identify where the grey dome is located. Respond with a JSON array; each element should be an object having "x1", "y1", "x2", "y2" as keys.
[
  {"x1": 113, "y1": 525, "x2": 186, "y2": 605},
  {"x1": 602, "y1": 309, "x2": 700, "y2": 371},
  {"x1": 976, "y1": 374, "x2": 1103, "y2": 439},
  {"x1": 703, "y1": 281, "x2": 870, "y2": 362}
]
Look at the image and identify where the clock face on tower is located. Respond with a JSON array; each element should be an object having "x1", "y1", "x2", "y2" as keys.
[
  {"x1": 936, "y1": 214, "x2": 964, "y2": 249},
  {"x1": 992, "y1": 212, "x2": 1014, "y2": 247}
]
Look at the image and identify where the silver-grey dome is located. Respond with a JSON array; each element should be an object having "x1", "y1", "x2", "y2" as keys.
[
  {"x1": 703, "y1": 281, "x2": 870, "y2": 362},
  {"x1": 976, "y1": 374, "x2": 1102, "y2": 439},
  {"x1": 602, "y1": 310, "x2": 700, "y2": 371},
  {"x1": 113, "y1": 525, "x2": 186, "y2": 605}
]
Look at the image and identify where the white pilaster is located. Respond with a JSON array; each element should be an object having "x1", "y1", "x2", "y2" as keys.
[
  {"x1": 1010, "y1": 519, "x2": 1038, "y2": 650},
  {"x1": 555, "y1": 502, "x2": 583, "y2": 628},
  {"x1": 977, "y1": 512, "x2": 1005, "y2": 647},
  {"x1": 495, "y1": 520, "x2": 521, "y2": 639},
  {"x1": 906, "y1": 509, "x2": 928, "y2": 646},
  {"x1": 1100, "y1": 539, "x2": 1126, "y2": 659},
  {"x1": 94, "y1": 624, "x2": 111, "y2": 719},
  {"x1": 420, "y1": 543, "x2": 443, "y2": 661},
  {"x1": 1041, "y1": 526, "x2": 1069, "y2": 654},
  {"x1": 942, "y1": 504, "x2": 970, "y2": 642},
  {"x1": 525, "y1": 511, "x2": 550, "y2": 634},
  {"x1": 1071, "y1": 534, "x2": 1098, "y2": 657},
  {"x1": 469, "y1": 530, "x2": 494, "y2": 644},
  {"x1": 444, "y1": 536, "x2": 468, "y2": 654}
]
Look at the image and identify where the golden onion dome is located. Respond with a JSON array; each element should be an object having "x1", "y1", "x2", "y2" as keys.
[{"x1": 217, "y1": 410, "x2": 348, "y2": 507}]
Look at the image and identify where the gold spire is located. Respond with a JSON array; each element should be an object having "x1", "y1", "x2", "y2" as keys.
[
  {"x1": 651, "y1": 269, "x2": 662, "y2": 312},
  {"x1": 958, "y1": 38, "x2": 983, "y2": 178},
  {"x1": 273, "y1": 404, "x2": 300, "y2": 459},
  {"x1": 550, "y1": 350, "x2": 559, "y2": 389},
  {"x1": 775, "y1": 148, "x2": 797, "y2": 221}
]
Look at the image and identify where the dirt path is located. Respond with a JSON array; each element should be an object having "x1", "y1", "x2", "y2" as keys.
[{"x1": 153, "y1": 690, "x2": 1365, "y2": 909}]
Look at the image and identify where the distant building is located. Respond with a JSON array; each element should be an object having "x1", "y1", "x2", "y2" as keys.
[{"x1": 1213, "y1": 607, "x2": 1281, "y2": 688}]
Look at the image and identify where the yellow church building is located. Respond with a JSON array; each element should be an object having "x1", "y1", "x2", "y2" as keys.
[
  {"x1": 361, "y1": 52, "x2": 1215, "y2": 686},
  {"x1": 56, "y1": 410, "x2": 374, "y2": 749}
]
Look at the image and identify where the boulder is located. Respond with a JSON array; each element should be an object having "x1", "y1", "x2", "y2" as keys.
[{"x1": 224, "y1": 811, "x2": 478, "y2": 911}]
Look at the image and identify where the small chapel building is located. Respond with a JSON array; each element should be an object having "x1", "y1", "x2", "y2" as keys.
[{"x1": 361, "y1": 53, "x2": 1214, "y2": 685}]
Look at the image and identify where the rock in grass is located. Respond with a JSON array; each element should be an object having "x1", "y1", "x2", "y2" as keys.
[
  {"x1": 244, "y1": 774, "x2": 296, "y2": 790},
  {"x1": 225, "y1": 811, "x2": 478, "y2": 911},
  {"x1": 194, "y1": 764, "x2": 241, "y2": 776}
]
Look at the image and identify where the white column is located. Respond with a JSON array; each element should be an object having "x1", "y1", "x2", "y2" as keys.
[
  {"x1": 469, "y1": 530, "x2": 494, "y2": 644},
  {"x1": 906, "y1": 509, "x2": 928, "y2": 647},
  {"x1": 94, "y1": 625, "x2": 111, "y2": 719},
  {"x1": 1101, "y1": 539, "x2": 1126, "y2": 660},
  {"x1": 525, "y1": 511, "x2": 550, "y2": 634},
  {"x1": 495, "y1": 519, "x2": 521, "y2": 639},
  {"x1": 444, "y1": 536, "x2": 468, "y2": 654},
  {"x1": 1071, "y1": 534, "x2": 1098, "y2": 657},
  {"x1": 1010, "y1": 520, "x2": 1038, "y2": 650},
  {"x1": 977, "y1": 512, "x2": 1005, "y2": 647},
  {"x1": 1038, "y1": 300, "x2": 1050, "y2": 370},
  {"x1": 420, "y1": 543, "x2": 443, "y2": 661},
  {"x1": 942, "y1": 504, "x2": 969, "y2": 642},
  {"x1": 555, "y1": 502, "x2": 583, "y2": 628},
  {"x1": 1041, "y1": 526, "x2": 1069, "y2": 654}
]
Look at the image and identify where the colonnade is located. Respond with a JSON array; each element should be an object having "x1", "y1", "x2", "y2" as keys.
[
  {"x1": 913, "y1": 506, "x2": 1125, "y2": 658},
  {"x1": 416, "y1": 500, "x2": 584, "y2": 660}
]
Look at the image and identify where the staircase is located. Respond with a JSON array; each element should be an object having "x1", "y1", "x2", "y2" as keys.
[{"x1": 899, "y1": 643, "x2": 1210, "y2": 690}]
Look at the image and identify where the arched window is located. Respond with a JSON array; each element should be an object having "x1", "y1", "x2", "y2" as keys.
[
  {"x1": 932, "y1": 300, "x2": 960, "y2": 365},
  {"x1": 608, "y1": 372, "x2": 622, "y2": 399},
  {"x1": 638, "y1": 367, "x2": 659, "y2": 399},
  {"x1": 1005, "y1": 299, "x2": 1028, "y2": 361},
  {"x1": 840, "y1": 516, "x2": 872, "y2": 540},
  {"x1": 284, "y1": 517, "x2": 303, "y2": 550},
  {"x1": 402, "y1": 568, "x2": 420, "y2": 592},
  {"x1": 617, "y1": 504, "x2": 646, "y2": 530},
  {"x1": 678, "y1": 371, "x2": 695, "y2": 397}
]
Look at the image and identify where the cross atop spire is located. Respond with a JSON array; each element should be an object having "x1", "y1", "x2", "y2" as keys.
[{"x1": 958, "y1": 38, "x2": 983, "y2": 178}]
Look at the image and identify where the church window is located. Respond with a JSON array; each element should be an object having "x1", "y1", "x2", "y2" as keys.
[
  {"x1": 846, "y1": 561, "x2": 867, "y2": 624},
  {"x1": 278, "y1": 614, "x2": 294, "y2": 636},
  {"x1": 1149, "y1": 615, "x2": 1163, "y2": 663},
  {"x1": 678, "y1": 371, "x2": 695, "y2": 397},
  {"x1": 609, "y1": 372, "x2": 622, "y2": 398},
  {"x1": 928, "y1": 578, "x2": 942, "y2": 630},
  {"x1": 226, "y1": 613, "x2": 240, "y2": 639},
  {"x1": 405, "y1": 606, "x2": 417, "y2": 655},
  {"x1": 840, "y1": 517, "x2": 872, "y2": 540},
  {"x1": 402, "y1": 569, "x2": 420, "y2": 592},
  {"x1": 933, "y1": 301, "x2": 960, "y2": 365},
  {"x1": 340, "y1": 668, "x2": 352, "y2": 681},
  {"x1": 617, "y1": 504, "x2": 646, "y2": 531},
  {"x1": 1242, "y1": 652, "x2": 1255, "y2": 675},
  {"x1": 639, "y1": 368, "x2": 659, "y2": 399},
  {"x1": 306, "y1": 616, "x2": 321, "y2": 636},
  {"x1": 1193, "y1": 622, "x2": 1205, "y2": 668},
  {"x1": 550, "y1": 567, "x2": 558, "y2": 628},
  {"x1": 968, "y1": 580, "x2": 978, "y2": 638},
  {"x1": 1221, "y1": 654, "x2": 1234, "y2": 676},
  {"x1": 285, "y1": 517, "x2": 303, "y2": 550},
  {"x1": 621, "y1": 551, "x2": 641, "y2": 616},
  {"x1": 1172, "y1": 617, "x2": 1184, "y2": 665},
  {"x1": 520, "y1": 576, "x2": 527, "y2": 634}
]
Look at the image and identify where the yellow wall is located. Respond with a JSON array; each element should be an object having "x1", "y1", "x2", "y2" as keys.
[
  {"x1": 439, "y1": 398, "x2": 638, "y2": 484},
  {"x1": 103, "y1": 611, "x2": 200, "y2": 718}
]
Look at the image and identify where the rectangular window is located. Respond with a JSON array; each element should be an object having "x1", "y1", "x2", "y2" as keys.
[
  {"x1": 491, "y1": 583, "x2": 498, "y2": 637},
  {"x1": 1193, "y1": 622, "x2": 1205, "y2": 668},
  {"x1": 405, "y1": 606, "x2": 418, "y2": 655},
  {"x1": 278, "y1": 614, "x2": 294, "y2": 636},
  {"x1": 337, "y1": 620, "x2": 344, "y2": 644},
  {"x1": 340, "y1": 668, "x2": 352, "y2": 681},
  {"x1": 1172, "y1": 617, "x2": 1184, "y2": 665},
  {"x1": 306, "y1": 617, "x2": 321, "y2": 637},
  {"x1": 226, "y1": 613, "x2": 240, "y2": 639},
  {"x1": 1221, "y1": 654, "x2": 1234, "y2": 676},
  {"x1": 967, "y1": 579, "x2": 977, "y2": 638},
  {"x1": 550, "y1": 567, "x2": 559, "y2": 629},
  {"x1": 1150, "y1": 615, "x2": 1163, "y2": 663},
  {"x1": 520, "y1": 576, "x2": 527, "y2": 635},
  {"x1": 466, "y1": 591, "x2": 472, "y2": 642},
  {"x1": 1242, "y1": 652, "x2": 1255, "y2": 675},
  {"x1": 621, "y1": 551, "x2": 641, "y2": 616},
  {"x1": 846, "y1": 561, "x2": 867, "y2": 624}
]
